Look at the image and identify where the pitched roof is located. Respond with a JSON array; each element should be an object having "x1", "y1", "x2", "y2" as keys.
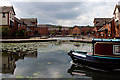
[
  {"x1": 26, "y1": 27, "x2": 33, "y2": 31},
  {"x1": 94, "y1": 18, "x2": 112, "y2": 23},
  {"x1": 37, "y1": 24, "x2": 48, "y2": 27},
  {"x1": 73, "y1": 26, "x2": 83, "y2": 30},
  {"x1": 98, "y1": 27, "x2": 104, "y2": 32},
  {"x1": 14, "y1": 17, "x2": 20, "y2": 23},
  {"x1": 20, "y1": 18, "x2": 37, "y2": 22},
  {"x1": 48, "y1": 28, "x2": 59, "y2": 30},
  {"x1": 0, "y1": 6, "x2": 15, "y2": 15},
  {"x1": 94, "y1": 18, "x2": 112, "y2": 27},
  {"x1": 20, "y1": 18, "x2": 37, "y2": 27},
  {"x1": 93, "y1": 26, "x2": 102, "y2": 31},
  {"x1": 113, "y1": 5, "x2": 120, "y2": 14}
]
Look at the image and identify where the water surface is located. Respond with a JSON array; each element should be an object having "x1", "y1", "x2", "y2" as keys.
[{"x1": 1, "y1": 40, "x2": 120, "y2": 80}]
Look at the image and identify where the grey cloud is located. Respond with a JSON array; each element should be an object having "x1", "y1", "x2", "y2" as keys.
[
  {"x1": 54, "y1": 11, "x2": 81, "y2": 20},
  {"x1": 11, "y1": 2, "x2": 117, "y2": 26}
]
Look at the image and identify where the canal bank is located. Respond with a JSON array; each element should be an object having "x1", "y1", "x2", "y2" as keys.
[
  {"x1": 0, "y1": 39, "x2": 57, "y2": 43},
  {"x1": 70, "y1": 38, "x2": 93, "y2": 43},
  {"x1": 0, "y1": 37, "x2": 93, "y2": 43}
]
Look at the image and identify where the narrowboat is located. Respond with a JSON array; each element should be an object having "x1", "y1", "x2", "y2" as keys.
[{"x1": 68, "y1": 39, "x2": 120, "y2": 70}]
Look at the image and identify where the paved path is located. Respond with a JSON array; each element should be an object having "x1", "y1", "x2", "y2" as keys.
[
  {"x1": 0, "y1": 39, "x2": 57, "y2": 43},
  {"x1": 0, "y1": 38, "x2": 93, "y2": 43},
  {"x1": 70, "y1": 38, "x2": 93, "y2": 43}
]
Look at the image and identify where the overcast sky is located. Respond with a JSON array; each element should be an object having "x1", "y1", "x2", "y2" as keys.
[{"x1": 0, "y1": 0, "x2": 120, "y2": 26}]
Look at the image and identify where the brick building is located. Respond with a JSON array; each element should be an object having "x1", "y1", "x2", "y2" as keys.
[
  {"x1": 48, "y1": 27, "x2": 72, "y2": 36},
  {"x1": 93, "y1": 18, "x2": 112, "y2": 37},
  {"x1": 0, "y1": 6, "x2": 17, "y2": 38},
  {"x1": 37, "y1": 24, "x2": 49, "y2": 35},
  {"x1": 61, "y1": 27, "x2": 70, "y2": 35},
  {"x1": 113, "y1": 4, "x2": 120, "y2": 38},
  {"x1": 72, "y1": 26, "x2": 93, "y2": 36},
  {"x1": 18, "y1": 19, "x2": 34, "y2": 37},
  {"x1": 93, "y1": 2, "x2": 120, "y2": 39},
  {"x1": 0, "y1": 6, "x2": 15, "y2": 28},
  {"x1": 96, "y1": 18, "x2": 115, "y2": 38},
  {"x1": 20, "y1": 18, "x2": 38, "y2": 37},
  {"x1": 72, "y1": 26, "x2": 82, "y2": 35},
  {"x1": 82, "y1": 27, "x2": 94, "y2": 35}
]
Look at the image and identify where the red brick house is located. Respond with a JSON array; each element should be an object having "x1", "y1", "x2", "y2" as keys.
[
  {"x1": 82, "y1": 27, "x2": 94, "y2": 35},
  {"x1": 72, "y1": 26, "x2": 93, "y2": 36},
  {"x1": 18, "y1": 20, "x2": 33, "y2": 37},
  {"x1": 48, "y1": 27, "x2": 59, "y2": 35},
  {"x1": 72, "y1": 26, "x2": 82, "y2": 35},
  {"x1": 93, "y1": 3, "x2": 120, "y2": 39},
  {"x1": 93, "y1": 18, "x2": 112, "y2": 37},
  {"x1": 37, "y1": 24, "x2": 49, "y2": 35},
  {"x1": 96, "y1": 18, "x2": 115, "y2": 38},
  {"x1": 61, "y1": 27, "x2": 70, "y2": 35},
  {"x1": 113, "y1": 4, "x2": 120, "y2": 38},
  {"x1": 0, "y1": 6, "x2": 15, "y2": 28},
  {"x1": 20, "y1": 18, "x2": 38, "y2": 37},
  {"x1": 48, "y1": 27, "x2": 72, "y2": 36},
  {"x1": 13, "y1": 17, "x2": 20, "y2": 33},
  {"x1": 0, "y1": 6, "x2": 16, "y2": 38}
]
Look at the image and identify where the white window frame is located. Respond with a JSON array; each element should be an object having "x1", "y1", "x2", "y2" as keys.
[
  {"x1": 18, "y1": 24, "x2": 20, "y2": 27},
  {"x1": 113, "y1": 45, "x2": 120, "y2": 55}
]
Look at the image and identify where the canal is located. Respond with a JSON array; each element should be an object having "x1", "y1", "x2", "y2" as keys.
[{"x1": 1, "y1": 38, "x2": 120, "y2": 80}]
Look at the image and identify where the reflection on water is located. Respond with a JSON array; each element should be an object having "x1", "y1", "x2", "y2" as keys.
[
  {"x1": 1, "y1": 51, "x2": 37, "y2": 75},
  {"x1": 1, "y1": 41, "x2": 120, "y2": 80},
  {"x1": 68, "y1": 64, "x2": 120, "y2": 80}
]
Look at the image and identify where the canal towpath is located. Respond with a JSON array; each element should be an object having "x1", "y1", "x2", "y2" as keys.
[
  {"x1": 0, "y1": 37, "x2": 93, "y2": 43},
  {"x1": 0, "y1": 38, "x2": 57, "y2": 43},
  {"x1": 70, "y1": 38, "x2": 93, "y2": 43}
]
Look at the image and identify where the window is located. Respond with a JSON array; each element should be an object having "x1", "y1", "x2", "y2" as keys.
[
  {"x1": 113, "y1": 45, "x2": 120, "y2": 55},
  {"x1": 10, "y1": 20, "x2": 13, "y2": 28},
  {"x1": 3, "y1": 64, "x2": 6, "y2": 69},
  {"x1": 18, "y1": 24, "x2": 20, "y2": 27},
  {"x1": 109, "y1": 23, "x2": 111, "y2": 28},
  {"x1": 3, "y1": 13, "x2": 5, "y2": 17}
]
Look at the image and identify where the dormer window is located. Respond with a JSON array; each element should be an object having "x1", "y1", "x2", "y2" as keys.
[{"x1": 3, "y1": 13, "x2": 5, "y2": 18}]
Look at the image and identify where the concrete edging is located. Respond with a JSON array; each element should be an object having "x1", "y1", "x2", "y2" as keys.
[
  {"x1": 70, "y1": 39, "x2": 92, "y2": 43},
  {"x1": 0, "y1": 39, "x2": 57, "y2": 43}
]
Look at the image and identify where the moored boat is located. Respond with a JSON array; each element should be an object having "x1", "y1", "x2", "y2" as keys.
[{"x1": 68, "y1": 39, "x2": 120, "y2": 70}]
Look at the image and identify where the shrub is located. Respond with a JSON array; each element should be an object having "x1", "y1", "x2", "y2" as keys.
[
  {"x1": 16, "y1": 30, "x2": 25, "y2": 37},
  {"x1": 0, "y1": 26, "x2": 10, "y2": 37}
]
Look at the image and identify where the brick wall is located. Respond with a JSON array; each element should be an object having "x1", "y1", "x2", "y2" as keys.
[
  {"x1": 37, "y1": 27, "x2": 49, "y2": 35},
  {"x1": 72, "y1": 26, "x2": 81, "y2": 35}
]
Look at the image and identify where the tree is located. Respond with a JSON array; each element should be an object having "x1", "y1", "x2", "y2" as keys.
[
  {"x1": 0, "y1": 26, "x2": 10, "y2": 37},
  {"x1": 50, "y1": 30, "x2": 56, "y2": 35},
  {"x1": 56, "y1": 26, "x2": 62, "y2": 31}
]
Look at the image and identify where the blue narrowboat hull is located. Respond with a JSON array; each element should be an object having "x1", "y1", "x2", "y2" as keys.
[{"x1": 68, "y1": 51, "x2": 120, "y2": 70}]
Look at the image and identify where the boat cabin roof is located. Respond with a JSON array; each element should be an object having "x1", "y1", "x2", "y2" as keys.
[{"x1": 92, "y1": 38, "x2": 120, "y2": 43}]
